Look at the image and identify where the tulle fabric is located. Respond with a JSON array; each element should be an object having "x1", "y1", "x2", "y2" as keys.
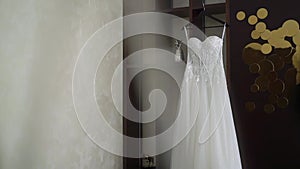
[{"x1": 170, "y1": 36, "x2": 242, "y2": 169}]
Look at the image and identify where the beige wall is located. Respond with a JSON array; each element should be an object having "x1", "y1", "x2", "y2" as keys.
[{"x1": 0, "y1": 0, "x2": 123, "y2": 169}]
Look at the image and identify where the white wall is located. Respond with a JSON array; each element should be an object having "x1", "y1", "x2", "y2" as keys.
[{"x1": 0, "y1": 0, "x2": 123, "y2": 169}]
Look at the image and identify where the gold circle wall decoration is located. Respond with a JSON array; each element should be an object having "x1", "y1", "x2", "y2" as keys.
[
  {"x1": 255, "y1": 75, "x2": 270, "y2": 91},
  {"x1": 250, "y1": 84, "x2": 260, "y2": 93},
  {"x1": 267, "y1": 71, "x2": 278, "y2": 81},
  {"x1": 268, "y1": 39, "x2": 291, "y2": 49},
  {"x1": 245, "y1": 43, "x2": 262, "y2": 50},
  {"x1": 255, "y1": 22, "x2": 267, "y2": 33},
  {"x1": 242, "y1": 47, "x2": 266, "y2": 65},
  {"x1": 264, "y1": 104, "x2": 275, "y2": 113},
  {"x1": 257, "y1": 8, "x2": 268, "y2": 19},
  {"x1": 275, "y1": 48, "x2": 294, "y2": 58},
  {"x1": 251, "y1": 30, "x2": 261, "y2": 39},
  {"x1": 261, "y1": 29, "x2": 271, "y2": 40},
  {"x1": 268, "y1": 94, "x2": 279, "y2": 104},
  {"x1": 261, "y1": 43, "x2": 272, "y2": 54},
  {"x1": 277, "y1": 28, "x2": 288, "y2": 38},
  {"x1": 236, "y1": 11, "x2": 246, "y2": 21},
  {"x1": 282, "y1": 19, "x2": 300, "y2": 37},
  {"x1": 292, "y1": 52, "x2": 300, "y2": 72},
  {"x1": 268, "y1": 54, "x2": 285, "y2": 71},
  {"x1": 283, "y1": 48, "x2": 295, "y2": 64},
  {"x1": 258, "y1": 59, "x2": 274, "y2": 75},
  {"x1": 268, "y1": 37, "x2": 280, "y2": 48},
  {"x1": 245, "y1": 102, "x2": 256, "y2": 112},
  {"x1": 293, "y1": 52, "x2": 300, "y2": 61},
  {"x1": 292, "y1": 52, "x2": 300, "y2": 62},
  {"x1": 270, "y1": 29, "x2": 286, "y2": 39},
  {"x1": 249, "y1": 63, "x2": 261, "y2": 73},
  {"x1": 237, "y1": 8, "x2": 299, "y2": 113},
  {"x1": 293, "y1": 32, "x2": 300, "y2": 45},
  {"x1": 278, "y1": 40, "x2": 292, "y2": 48},
  {"x1": 248, "y1": 15, "x2": 258, "y2": 25},
  {"x1": 277, "y1": 97, "x2": 289, "y2": 108},
  {"x1": 268, "y1": 79, "x2": 285, "y2": 95},
  {"x1": 267, "y1": 38, "x2": 280, "y2": 48}
]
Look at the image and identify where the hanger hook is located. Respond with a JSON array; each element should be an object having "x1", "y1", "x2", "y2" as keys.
[{"x1": 202, "y1": 0, "x2": 205, "y2": 11}]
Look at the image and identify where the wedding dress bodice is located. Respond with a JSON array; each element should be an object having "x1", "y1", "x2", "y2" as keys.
[
  {"x1": 186, "y1": 36, "x2": 224, "y2": 83},
  {"x1": 188, "y1": 36, "x2": 223, "y2": 66}
]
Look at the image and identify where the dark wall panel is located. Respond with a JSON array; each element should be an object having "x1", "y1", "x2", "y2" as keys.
[{"x1": 229, "y1": 1, "x2": 300, "y2": 169}]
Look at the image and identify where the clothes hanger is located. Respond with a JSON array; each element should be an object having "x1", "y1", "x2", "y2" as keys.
[{"x1": 198, "y1": 0, "x2": 229, "y2": 29}]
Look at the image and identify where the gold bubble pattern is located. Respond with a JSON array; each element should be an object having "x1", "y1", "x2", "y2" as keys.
[
  {"x1": 248, "y1": 15, "x2": 258, "y2": 25},
  {"x1": 236, "y1": 7, "x2": 300, "y2": 113},
  {"x1": 236, "y1": 11, "x2": 246, "y2": 21},
  {"x1": 257, "y1": 8, "x2": 268, "y2": 19}
]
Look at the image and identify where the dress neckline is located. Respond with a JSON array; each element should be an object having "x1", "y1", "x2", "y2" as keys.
[
  {"x1": 187, "y1": 35, "x2": 224, "y2": 69},
  {"x1": 188, "y1": 35, "x2": 223, "y2": 44}
]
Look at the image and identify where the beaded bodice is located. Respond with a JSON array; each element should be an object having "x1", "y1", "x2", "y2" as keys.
[{"x1": 186, "y1": 36, "x2": 224, "y2": 83}]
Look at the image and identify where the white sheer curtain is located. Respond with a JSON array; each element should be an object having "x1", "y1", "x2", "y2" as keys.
[{"x1": 0, "y1": 0, "x2": 122, "y2": 169}]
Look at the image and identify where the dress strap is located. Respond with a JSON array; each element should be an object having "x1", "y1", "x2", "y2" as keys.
[
  {"x1": 183, "y1": 25, "x2": 189, "y2": 43},
  {"x1": 221, "y1": 23, "x2": 226, "y2": 40},
  {"x1": 183, "y1": 25, "x2": 192, "y2": 64}
]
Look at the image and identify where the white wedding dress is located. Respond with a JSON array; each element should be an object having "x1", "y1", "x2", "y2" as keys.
[{"x1": 170, "y1": 26, "x2": 242, "y2": 169}]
